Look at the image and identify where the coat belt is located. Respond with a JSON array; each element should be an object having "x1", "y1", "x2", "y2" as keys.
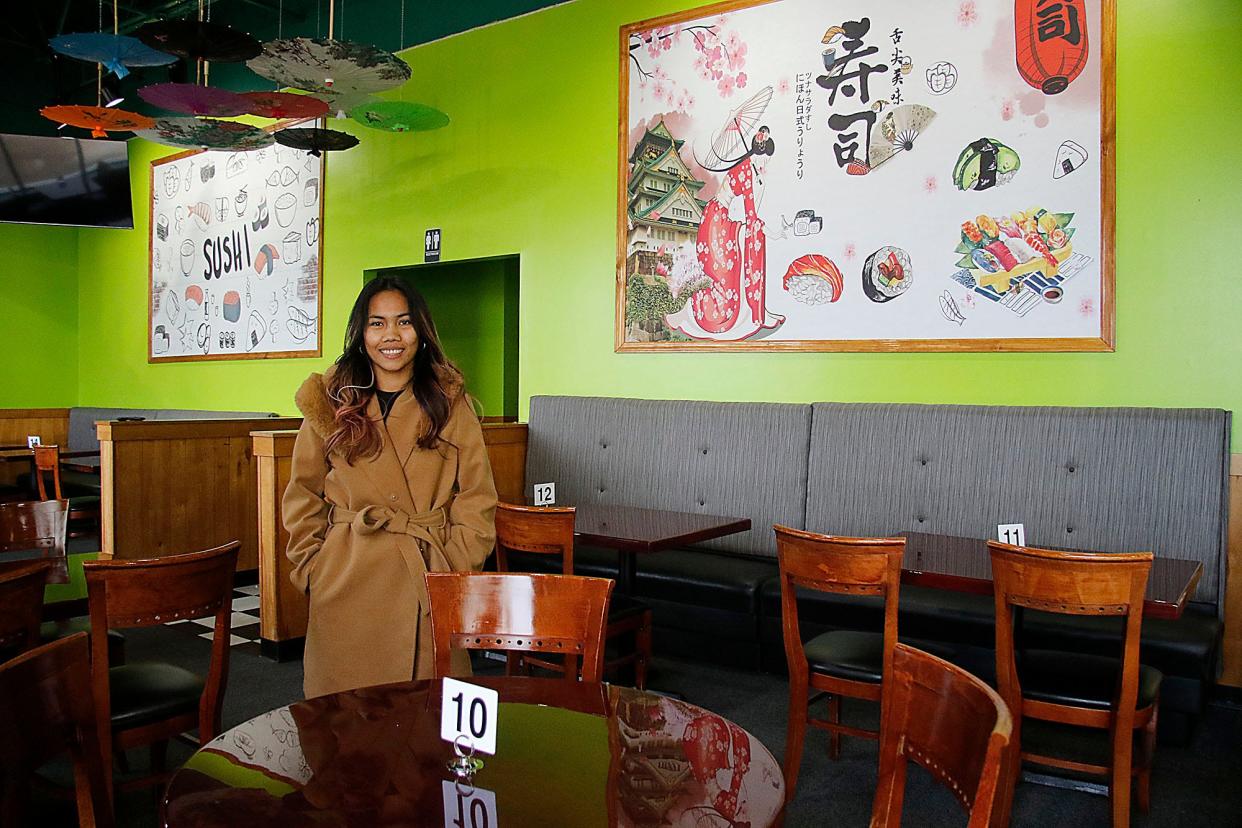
[{"x1": 328, "y1": 504, "x2": 450, "y2": 616}]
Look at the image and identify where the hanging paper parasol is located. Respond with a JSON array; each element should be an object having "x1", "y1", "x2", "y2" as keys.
[
  {"x1": 48, "y1": 32, "x2": 176, "y2": 79},
  {"x1": 137, "y1": 117, "x2": 274, "y2": 151},
  {"x1": 274, "y1": 126, "x2": 359, "y2": 156},
  {"x1": 247, "y1": 38, "x2": 411, "y2": 96},
  {"x1": 135, "y1": 19, "x2": 262, "y2": 63},
  {"x1": 138, "y1": 82, "x2": 251, "y2": 117},
  {"x1": 241, "y1": 91, "x2": 330, "y2": 120},
  {"x1": 349, "y1": 100, "x2": 448, "y2": 133},
  {"x1": 40, "y1": 105, "x2": 155, "y2": 138},
  {"x1": 700, "y1": 86, "x2": 774, "y2": 169}
]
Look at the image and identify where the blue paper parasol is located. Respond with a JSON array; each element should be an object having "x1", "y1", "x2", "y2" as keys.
[{"x1": 49, "y1": 32, "x2": 177, "y2": 79}]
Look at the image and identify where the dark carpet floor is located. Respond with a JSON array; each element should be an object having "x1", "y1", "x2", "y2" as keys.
[{"x1": 25, "y1": 621, "x2": 1242, "y2": 827}]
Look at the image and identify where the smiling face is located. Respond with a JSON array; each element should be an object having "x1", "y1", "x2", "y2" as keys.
[{"x1": 364, "y1": 289, "x2": 419, "y2": 391}]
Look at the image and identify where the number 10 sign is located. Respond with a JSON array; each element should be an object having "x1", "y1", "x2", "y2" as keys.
[{"x1": 441, "y1": 677, "x2": 499, "y2": 756}]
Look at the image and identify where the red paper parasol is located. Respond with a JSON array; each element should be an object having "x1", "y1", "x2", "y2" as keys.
[
  {"x1": 135, "y1": 19, "x2": 262, "y2": 63},
  {"x1": 240, "y1": 91, "x2": 330, "y2": 120},
  {"x1": 138, "y1": 82, "x2": 252, "y2": 117},
  {"x1": 40, "y1": 105, "x2": 155, "y2": 138},
  {"x1": 274, "y1": 126, "x2": 359, "y2": 156},
  {"x1": 136, "y1": 117, "x2": 274, "y2": 151}
]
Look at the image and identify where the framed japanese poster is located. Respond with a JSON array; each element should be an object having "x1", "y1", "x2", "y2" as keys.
[
  {"x1": 149, "y1": 135, "x2": 323, "y2": 362},
  {"x1": 617, "y1": 0, "x2": 1115, "y2": 352}
]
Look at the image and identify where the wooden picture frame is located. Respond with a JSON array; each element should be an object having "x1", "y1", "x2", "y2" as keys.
[
  {"x1": 616, "y1": 0, "x2": 1115, "y2": 352},
  {"x1": 148, "y1": 119, "x2": 324, "y2": 363}
]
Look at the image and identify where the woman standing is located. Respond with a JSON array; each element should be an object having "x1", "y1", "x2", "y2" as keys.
[{"x1": 283, "y1": 277, "x2": 497, "y2": 698}]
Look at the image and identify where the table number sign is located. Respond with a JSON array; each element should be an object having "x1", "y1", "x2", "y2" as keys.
[
  {"x1": 997, "y1": 523, "x2": 1026, "y2": 546},
  {"x1": 441, "y1": 677, "x2": 499, "y2": 757},
  {"x1": 532, "y1": 482, "x2": 556, "y2": 507}
]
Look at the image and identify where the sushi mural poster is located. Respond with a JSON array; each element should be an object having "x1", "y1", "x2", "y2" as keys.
[
  {"x1": 617, "y1": 0, "x2": 1114, "y2": 352},
  {"x1": 148, "y1": 139, "x2": 323, "y2": 362}
]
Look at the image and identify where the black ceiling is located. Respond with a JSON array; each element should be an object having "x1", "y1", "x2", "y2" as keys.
[{"x1": 0, "y1": 0, "x2": 568, "y2": 138}]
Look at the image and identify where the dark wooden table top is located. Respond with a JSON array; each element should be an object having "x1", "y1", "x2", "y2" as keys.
[
  {"x1": 570, "y1": 503, "x2": 751, "y2": 554},
  {"x1": 898, "y1": 531, "x2": 1203, "y2": 620},
  {"x1": 161, "y1": 676, "x2": 784, "y2": 827}
]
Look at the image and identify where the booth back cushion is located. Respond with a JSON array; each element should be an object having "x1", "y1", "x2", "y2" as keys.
[
  {"x1": 804, "y1": 404, "x2": 1231, "y2": 605},
  {"x1": 526, "y1": 396, "x2": 812, "y2": 557}
]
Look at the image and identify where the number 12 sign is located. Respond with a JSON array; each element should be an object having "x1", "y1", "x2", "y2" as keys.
[{"x1": 441, "y1": 677, "x2": 499, "y2": 756}]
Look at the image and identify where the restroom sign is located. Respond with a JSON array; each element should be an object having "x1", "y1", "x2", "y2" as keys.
[{"x1": 425, "y1": 228, "x2": 442, "y2": 262}]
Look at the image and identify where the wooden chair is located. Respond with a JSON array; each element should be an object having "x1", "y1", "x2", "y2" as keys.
[
  {"x1": 84, "y1": 541, "x2": 240, "y2": 794},
  {"x1": 0, "y1": 632, "x2": 114, "y2": 828},
  {"x1": 494, "y1": 502, "x2": 654, "y2": 688},
  {"x1": 870, "y1": 643, "x2": 1012, "y2": 827},
  {"x1": 424, "y1": 572, "x2": 614, "y2": 683},
  {"x1": 33, "y1": 445, "x2": 100, "y2": 538},
  {"x1": 989, "y1": 542, "x2": 1159, "y2": 828},
  {"x1": 0, "y1": 559, "x2": 54, "y2": 661},
  {"x1": 775, "y1": 525, "x2": 904, "y2": 801}
]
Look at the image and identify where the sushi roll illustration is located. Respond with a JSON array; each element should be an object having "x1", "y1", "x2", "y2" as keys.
[
  {"x1": 953, "y1": 138, "x2": 1021, "y2": 191},
  {"x1": 861, "y1": 246, "x2": 912, "y2": 303}
]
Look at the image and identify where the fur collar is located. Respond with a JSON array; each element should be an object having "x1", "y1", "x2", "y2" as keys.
[{"x1": 295, "y1": 363, "x2": 465, "y2": 441}]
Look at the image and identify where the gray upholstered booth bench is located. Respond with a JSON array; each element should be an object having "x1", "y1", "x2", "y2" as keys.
[{"x1": 521, "y1": 396, "x2": 1230, "y2": 741}]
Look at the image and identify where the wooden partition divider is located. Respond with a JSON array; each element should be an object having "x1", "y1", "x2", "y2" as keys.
[
  {"x1": 0, "y1": 409, "x2": 70, "y2": 487},
  {"x1": 253, "y1": 422, "x2": 528, "y2": 660},
  {"x1": 98, "y1": 417, "x2": 302, "y2": 570},
  {"x1": 1222, "y1": 453, "x2": 1242, "y2": 687}
]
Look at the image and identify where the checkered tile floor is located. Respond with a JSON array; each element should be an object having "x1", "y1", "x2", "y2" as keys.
[{"x1": 162, "y1": 584, "x2": 263, "y2": 657}]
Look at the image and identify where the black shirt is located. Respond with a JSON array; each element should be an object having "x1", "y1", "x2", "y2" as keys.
[{"x1": 375, "y1": 389, "x2": 401, "y2": 421}]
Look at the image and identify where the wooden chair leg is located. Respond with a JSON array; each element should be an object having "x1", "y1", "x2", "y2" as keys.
[
  {"x1": 1136, "y1": 709, "x2": 1157, "y2": 814},
  {"x1": 504, "y1": 652, "x2": 522, "y2": 677},
  {"x1": 634, "y1": 613, "x2": 652, "y2": 691},
  {"x1": 783, "y1": 677, "x2": 808, "y2": 803},
  {"x1": 827, "y1": 695, "x2": 841, "y2": 760},
  {"x1": 1110, "y1": 727, "x2": 1133, "y2": 828},
  {"x1": 991, "y1": 723, "x2": 1020, "y2": 828}
]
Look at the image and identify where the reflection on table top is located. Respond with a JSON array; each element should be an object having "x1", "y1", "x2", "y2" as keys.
[
  {"x1": 899, "y1": 531, "x2": 1203, "y2": 619},
  {"x1": 570, "y1": 504, "x2": 751, "y2": 553},
  {"x1": 161, "y1": 676, "x2": 784, "y2": 827}
]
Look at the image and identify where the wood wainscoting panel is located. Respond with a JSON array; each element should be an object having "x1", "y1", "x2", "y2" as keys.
[
  {"x1": 98, "y1": 418, "x2": 302, "y2": 570},
  {"x1": 1222, "y1": 454, "x2": 1242, "y2": 687},
  {"x1": 0, "y1": 409, "x2": 70, "y2": 488}
]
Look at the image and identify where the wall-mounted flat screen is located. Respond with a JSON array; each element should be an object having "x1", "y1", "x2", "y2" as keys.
[{"x1": 0, "y1": 134, "x2": 133, "y2": 229}]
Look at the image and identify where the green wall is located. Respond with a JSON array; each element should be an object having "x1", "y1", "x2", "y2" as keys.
[
  {"x1": 0, "y1": 223, "x2": 80, "y2": 407},
  {"x1": 5, "y1": 0, "x2": 1236, "y2": 437}
]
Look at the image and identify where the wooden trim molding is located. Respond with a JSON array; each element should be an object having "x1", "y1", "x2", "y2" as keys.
[{"x1": 1222, "y1": 453, "x2": 1242, "y2": 686}]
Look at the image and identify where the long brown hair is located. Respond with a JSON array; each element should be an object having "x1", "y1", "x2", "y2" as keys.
[{"x1": 325, "y1": 277, "x2": 459, "y2": 464}]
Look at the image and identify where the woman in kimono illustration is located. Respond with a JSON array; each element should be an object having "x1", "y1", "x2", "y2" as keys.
[{"x1": 283, "y1": 277, "x2": 498, "y2": 698}]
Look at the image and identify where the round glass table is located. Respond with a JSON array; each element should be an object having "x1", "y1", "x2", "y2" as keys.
[{"x1": 160, "y1": 676, "x2": 785, "y2": 827}]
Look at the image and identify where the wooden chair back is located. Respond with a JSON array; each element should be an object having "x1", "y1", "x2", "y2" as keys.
[
  {"x1": 0, "y1": 499, "x2": 68, "y2": 555},
  {"x1": 83, "y1": 542, "x2": 240, "y2": 788},
  {"x1": 33, "y1": 445, "x2": 64, "y2": 501},
  {"x1": 871, "y1": 643, "x2": 1012, "y2": 827},
  {"x1": 774, "y1": 525, "x2": 905, "y2": 679},
  {"x1": 988, "y1": 542, "x2": 1152, "y2": 713},
  {"x1": 494, "y1": 503, "x2": 577, "y2": 575},
  {"x1": 425, "y1": 572, "x2": 613, "y2": 683},
  {"x1": 0, "y1": 560, "x2": 54, "y2": 660},
  {"x1": 0, "y1": 633, "x2": 114, "y2": 828}
]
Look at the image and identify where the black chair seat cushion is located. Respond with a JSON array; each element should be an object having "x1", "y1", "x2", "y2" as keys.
[
  {"x1": 69, "y1": 495, "x2": 100, "y2": 512},
  {"x1": 109, "y1": 662, "x2": 204, "y2": 732},
  {"x1": 1021, "y1": 603, "x2": 1221, "y2": 681},
  {"x1": 40, "y1": 618, "x2": 125, "y2": 665},
  {"x1": 59, "y1": 469, "x2": 102, "y2": 497},
  {"x1": 608, "y1": 593, "x2": 651, "y2": 624},
  {"x1": 803, "y1": 630, "x2": 957, "y2": 684},
  {"x1": 1019, "y1": 649, "x2": 1162, "y2": 712},
  {"x1": 633, "y1": 548, "x2": 776, "y2": 614}
]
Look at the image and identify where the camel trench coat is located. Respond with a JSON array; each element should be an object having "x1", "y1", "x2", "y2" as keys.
[{"x1": 283, "y1": 370, "x2": 498, "y2": 698}]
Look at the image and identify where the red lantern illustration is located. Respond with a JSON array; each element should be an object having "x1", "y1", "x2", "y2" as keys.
[{"x1": 1014, "y1": 0, "x2": 1090, "y2": 95}]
